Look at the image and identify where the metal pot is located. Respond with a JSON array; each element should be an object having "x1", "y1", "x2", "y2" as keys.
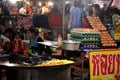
[{"x1": 62, "y1": 40, "x2": 81, "y2": 50}]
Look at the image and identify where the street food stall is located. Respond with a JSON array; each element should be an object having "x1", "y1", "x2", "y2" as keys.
[{"x1": 1, "y1": 0, "x2": 120, "y2": 80}]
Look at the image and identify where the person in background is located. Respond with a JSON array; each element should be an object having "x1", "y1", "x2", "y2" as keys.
[
  {"x1": 26, "y1": 4, "x2": 32, "y2": 15},
  {"x1": 12, "y1": 33, "x2": 25, "y2": 54},
  {"x1": 65, "y1": 3, "x2": 71, "y2": 15},
  {"x1": 12, "y1": 5, "x2": 18, "y2": 15},
  {"x1": 19, "y1": 5, "x2": 27, "y2": 15},
  {"x1": 68, "y1": 1, "x2": 85, "y2": 30},
  {"x1": 0, "y1": 0, "x2": 10, "y2": 16},
  {"x1": 0, "y1": 28, "x2": 10, "y2": 49},
  {"x1": 0, "y1": 0, "x2": 10, "y2": 26},
  {"x1": 41, "y1": 2, "x2": 50, "y2": 14},
  {"x1": 65, "y1": 3, "x2": 71, "y2": 31},
  {"x1": 3, "y1": 30, "x2": 25, "y2": 54},
  {"x1": 90, "y1": 4, "x2": 100, "y2": 17},
  {"x1": 99, "y1": 4, "x2": 108, "y2": 24},
  {"x1": 27, "y1": 28, "x2": 45, "y2": 55},
  {"x1": 3, "y1": 29, "x2": 15, "y2": 52},
  {"x1": 51, "y1": 3, "x2": 59, "y2": 13},
  {"x1": 4, "y1": 28, "x2": 15, "y2": 41},
  {"x1": 36, "y1": 5, "x2": 42, "y2": 14},
  {"x1": 31, "y1": 5, "x2": 37, "y2": 14},
  {"x1": 99, "y1": 0, "x2": 120, "y2": 27}
]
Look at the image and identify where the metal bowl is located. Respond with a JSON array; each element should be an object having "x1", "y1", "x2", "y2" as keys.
[{"x1": 62, "y1": 40, "x2": 81, "y2": 50}]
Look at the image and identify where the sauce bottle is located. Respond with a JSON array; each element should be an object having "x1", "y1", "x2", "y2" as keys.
[{"x1": 58, "y1": 34, "x2": 62, "y2": 48}]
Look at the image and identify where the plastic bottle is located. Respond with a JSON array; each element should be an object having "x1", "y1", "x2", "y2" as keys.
[{"x1": 58, "y1": 34, "x2": 62, "y2": 48}]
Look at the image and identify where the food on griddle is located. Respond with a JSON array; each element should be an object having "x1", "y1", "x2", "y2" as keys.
[{"x1": 35, "y1": 59, "x2": 74, "y2": 66}]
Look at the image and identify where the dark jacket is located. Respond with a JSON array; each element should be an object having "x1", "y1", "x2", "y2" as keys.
[{"x1": 30, "y1": 35, "x2": 44, "y2": 55}]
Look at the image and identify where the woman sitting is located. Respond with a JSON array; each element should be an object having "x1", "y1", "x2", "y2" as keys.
[{"x1": 4, "y1": 32, "x2": 25, "y2": 54}]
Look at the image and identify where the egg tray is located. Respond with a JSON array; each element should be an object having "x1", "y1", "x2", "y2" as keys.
[
  {"x1": 71, "y1": 34, "x2": 100, "y2": 39},
  {"x1": 70, "y1": 33, "x2": 101, "y2": 42},
  {"x1": 70, "y1": 38, "x2": 101, "y2": 42},
  {"x1": 100, "y1": 31, "x2": 117, "y2": 48}
]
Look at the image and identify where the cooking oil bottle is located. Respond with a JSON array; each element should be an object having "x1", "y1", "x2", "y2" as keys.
[{"x1": 58, "y1": 34, "x2": 62, "y2": 48}]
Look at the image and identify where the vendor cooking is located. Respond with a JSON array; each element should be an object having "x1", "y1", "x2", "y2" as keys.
[{"x1": 27, "y1": 28, "x2": 45, "y2": 55}]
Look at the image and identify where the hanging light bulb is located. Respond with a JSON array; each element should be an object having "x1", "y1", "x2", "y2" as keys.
[
  {"x1": 38, "y1": 2, "x2": 42, "y2": 6},
  {"x1": 48, "y1": 1, "x2": 53, "y2": 7},
  {"x1": 65, "y1": 1, "x2": 69, "y2": 4},
  {"x1": 27, "y1": 1, "x2": 29, "y2": 5}
]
